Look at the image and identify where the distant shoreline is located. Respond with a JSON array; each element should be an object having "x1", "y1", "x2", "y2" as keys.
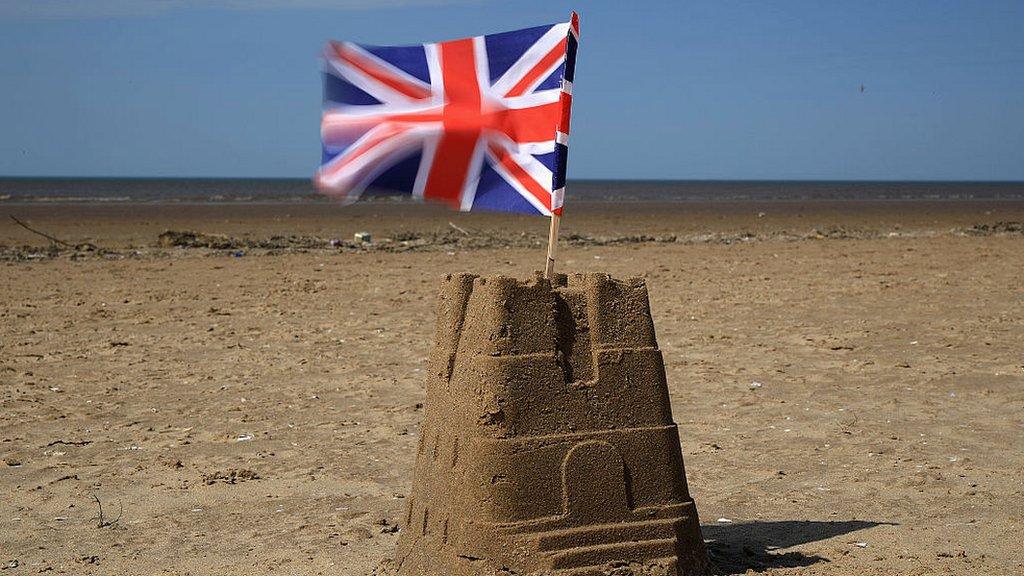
[
  {"x1": 4, "y1": 198, "x2": 1024, "y2": 207},
  {"x1": 1, "y1": 177, "x2": 1023, "y2": 205},
  {"x1": 4, "y1": 198, "x2": 1023, "y2": 254}
]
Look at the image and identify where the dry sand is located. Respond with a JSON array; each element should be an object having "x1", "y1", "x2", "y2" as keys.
[{"x1": 1, "y1": 200, "x2": 1023, "y2": 575}]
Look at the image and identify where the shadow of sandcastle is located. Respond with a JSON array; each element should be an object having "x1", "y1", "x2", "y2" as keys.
[
  {"x1": 703, "y1": 519, "x2": 896, "y2": 574},
  {"x1": 394, "y1": 273, "x2": 711, "y2": 576}
]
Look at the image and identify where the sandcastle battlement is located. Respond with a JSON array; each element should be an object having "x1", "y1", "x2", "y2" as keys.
[{"x1": 396, "y1": 273, "x2": 709, "y2": 576}]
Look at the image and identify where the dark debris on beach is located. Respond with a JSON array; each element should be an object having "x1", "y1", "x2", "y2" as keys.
[{"x1": 2, "y1": 222, "x2": 1021, "y2": 263}]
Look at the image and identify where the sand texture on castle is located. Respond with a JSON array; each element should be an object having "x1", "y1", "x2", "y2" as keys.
[{"x1": 394, "y1": 273, "x2": 710, "y2": 576}]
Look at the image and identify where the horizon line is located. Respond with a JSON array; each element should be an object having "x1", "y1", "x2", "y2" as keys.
[{"x1": 2, "y1": 175, "x2": 1023, "y2": 185}]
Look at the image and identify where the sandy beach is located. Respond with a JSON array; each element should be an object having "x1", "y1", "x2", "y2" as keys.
[{"x1": 2, "y1": 200, "x2": 1023, "y2": 575}]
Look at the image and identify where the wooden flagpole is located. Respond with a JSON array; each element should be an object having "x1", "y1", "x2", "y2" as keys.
[
  {"x1": 544, "y1": 213, "x2": 560, "y2": 278},
  {"x1": 545, "y1": 10, "x2": 577, "y2": 280}
]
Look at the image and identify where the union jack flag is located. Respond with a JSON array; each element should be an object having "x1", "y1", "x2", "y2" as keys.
[{"x1": 316, "y1": 12, "x2": 579, "y2": 216}]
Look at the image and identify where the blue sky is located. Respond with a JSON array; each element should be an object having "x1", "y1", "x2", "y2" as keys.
[{"x1": 0, "y1": 0, "x2": 1022, "y2": 180}]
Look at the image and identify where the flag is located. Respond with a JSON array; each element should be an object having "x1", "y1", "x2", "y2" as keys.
[{"x1": 316, "y1": 12, "x2": 579, "y2": 216}]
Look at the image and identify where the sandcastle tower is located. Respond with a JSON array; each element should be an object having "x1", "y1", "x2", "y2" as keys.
[{"x1": 395, "y1": 273, "x2": 709, "y2": 576}]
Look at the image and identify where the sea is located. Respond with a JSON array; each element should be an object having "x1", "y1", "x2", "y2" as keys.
[{"x1": 1, "y1": 178, "x2": 1023, "y2": 204}]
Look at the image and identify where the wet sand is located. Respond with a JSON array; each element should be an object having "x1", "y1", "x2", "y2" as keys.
[{"x1": 1, "y1": 200, "x2": 1023, "y2": 575}]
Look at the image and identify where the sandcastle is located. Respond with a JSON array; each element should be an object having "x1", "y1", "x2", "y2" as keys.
[{"x1": 394, "y1": 273, "x2": 709, "y2": 576}]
